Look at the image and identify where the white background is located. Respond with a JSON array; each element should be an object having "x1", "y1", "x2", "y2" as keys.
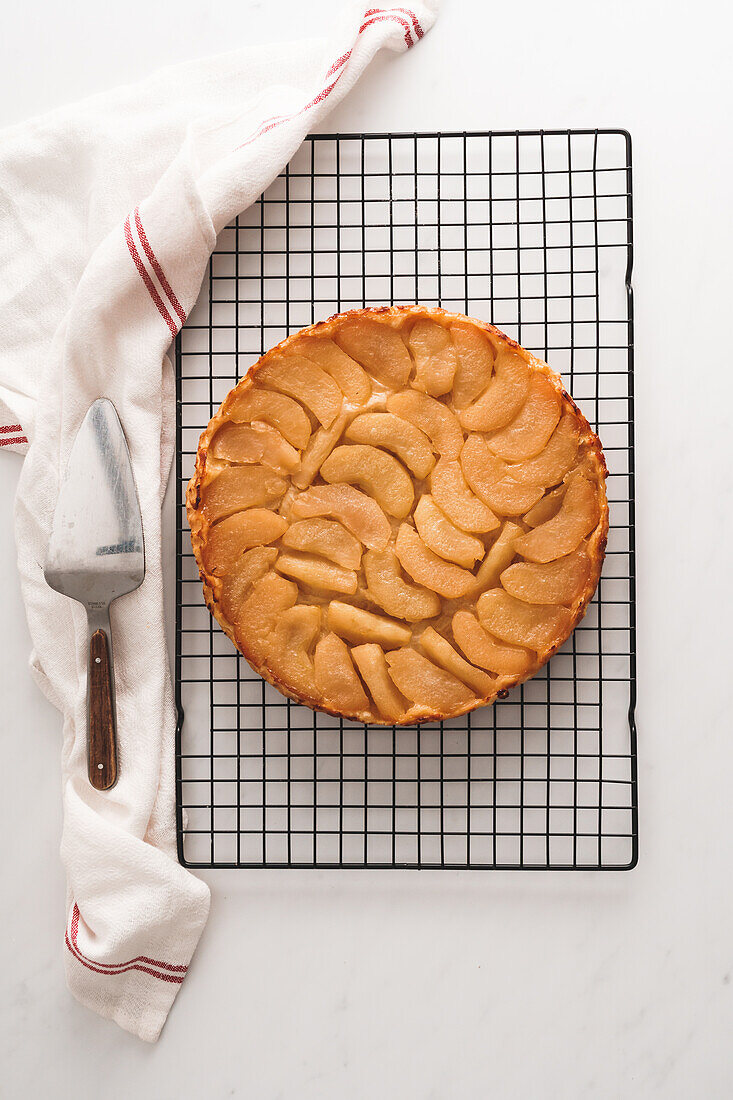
[{"x1": 2, "y1": 1, "x2": 732, "y2": 1096}]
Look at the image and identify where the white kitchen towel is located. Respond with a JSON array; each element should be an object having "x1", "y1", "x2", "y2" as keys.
[{"x1": 0, "y1": 3, "x2": 437, "y2": 1042}]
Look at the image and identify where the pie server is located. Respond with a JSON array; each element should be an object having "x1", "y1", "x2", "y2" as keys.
[{"x1": 44, "y1": 399, "x2": 145, "y2": 791}]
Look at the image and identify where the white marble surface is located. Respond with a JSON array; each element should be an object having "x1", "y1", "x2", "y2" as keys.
[{"x1": 2, "y1": 1, "x2": 732, "y2": 1096}]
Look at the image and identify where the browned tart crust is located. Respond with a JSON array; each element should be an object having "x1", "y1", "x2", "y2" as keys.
[{"x1": 187, "y1": 306, "x2": 608, "y2": 725}]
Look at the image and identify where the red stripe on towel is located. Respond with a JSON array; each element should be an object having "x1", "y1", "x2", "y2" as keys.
[
  {"x1": 236, "y1": 9, "x2": 423, "y2": 151},
  {"x1": 359, "y1": 11, "x2": 414, "y2": 47},
  {"x1": 65, "y1": 903, "x2": 187, "y2": 983},
  {"x1": 133, "y1": 207, "x2": 187, "y2": 327},
  {"x1": 123, "y1": 214, "x2": 178, "y2": 339},
  {"x1": 366, "y1": 7, "x2": 423, "y2": 39}
]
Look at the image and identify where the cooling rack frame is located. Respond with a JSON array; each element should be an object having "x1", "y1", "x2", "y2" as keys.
[{"x1": 174, "y1": 128, "x2": 637, "y2": 871}]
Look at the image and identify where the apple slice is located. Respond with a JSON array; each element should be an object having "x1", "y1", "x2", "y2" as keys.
[
  {"x1": 477, "y1": 588, "x2": 572, "y2": 653},
  {"x1": 413, "y1": 495, "x2": 485, "y2": 568},
  {"x1": 228, "y1": 386, "x2": 311, "y2": 449},
  {"x1": 500, "y1": 545, "x2": 591, "y2": 605},
  {"x1": 430, "y1": 460, "x2": 500, "y2": 534},
  {"x1": 450, "y1": 322, "x2": 496, "y2": 409},
  {"x1": 201, "y1": 466, "x2": 287, "y2": 523},
  {"x1": 418, "y1": 626, "x2": 495, "y2": 697},
  {"x1": 363, "y1": 548, "x2": 441, "y2": 621},
  {"x1": 524, "y1": 484, "x2": 566, "y2": 528},
  {"x1": 314, "y1": 632, "x2": 369, "y2": 713},
  {"x1": 275, "y1": 552, "x2": 357, "y2": 595},
  {"x1": 452, "y1": 609, "x2": 532, "y2": 676},
  {"x1": 506, "y1": 413, "x2": 580, "y2": 486},
  {"x1": 513, "y1": 475, "x2": 601, "y2": 562},
  {"x1": 208, "y1": 422, "x2": 300, "y2": 475},
  {"x1": 327, "y1": 601, "x2": 411, "y2": 649},
  {"x1": 460, "y1": 434, "x2": 544, "y2": 516},
  {"x1": 290, "y1": 484, "x2": 391, "y2": 550},
  {"x1": 281, "y1": 518, "x2": 362, "y2": 570},
  {"x1": 219, "y1": 546, "x2": 278, "y2": 622},
  {"x1": 320, "y1": 444, "x2": 414, "y2": 520},
  {"x1": 291, "y1": 411, "x2": 349, "y2": 490},
  {"x1": 394, "y1": 524, "x2": 475, "y2": 599},
  {"x1": 407, "y1": 318, "x2": 457, "y2": 397},
  {"x1": 267, "y1": 604, "x2": 321, "y2": 699},
  {"x1": 485, "y1": 372, "x2": 561, "y2": 461},
  {"x1": 255, "y1": 357, "x2": 342, "y2": 428},
  {"x1": 202, "y1": 510, "x2": 288, "y2": 574},
  {"x1": 458, "y1": 344, "x2": 530, "y2": 432},
  {"x1": 235, "y1": 571, "x2": 298, "y2": 660},
  {"x1": 290, "y1": 335, "x2": 371, "y2": 406},
  {"x1": 471, "y1": 521, "x2": 522, "y2": 593},
  {"x1": 385, "y1": 648, "x2": 476, "y2": 712},
  {"x1": 333, "y1": 315, "x2": 412, "y2": 388},
  {"x1": 351, "y1": 643, "x2": 409, "y2": 723},
  {"x1": 345, "y1": 413, "x2": 435, "y2": 479},
  {"x1": 386, "y1": 390, "x2": 464, "y2": 459}
]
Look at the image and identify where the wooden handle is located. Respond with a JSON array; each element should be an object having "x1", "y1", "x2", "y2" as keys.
[{"x1": 88, "y1": 629, "x2": 118, "y2": 790}]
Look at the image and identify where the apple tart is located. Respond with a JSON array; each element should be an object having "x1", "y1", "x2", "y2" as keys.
[{"x1": 187, "y1": 306, "x2": 608, "y2": 725}]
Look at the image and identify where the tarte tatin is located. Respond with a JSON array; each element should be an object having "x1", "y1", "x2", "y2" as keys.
[{"x1": 187, "y1": 306, "x2": 608, "y2": 725}]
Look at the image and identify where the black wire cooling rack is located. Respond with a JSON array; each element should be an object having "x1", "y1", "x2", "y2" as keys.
[{"x1": 175, "y1": 129, "x2": 637, "y2": 870}]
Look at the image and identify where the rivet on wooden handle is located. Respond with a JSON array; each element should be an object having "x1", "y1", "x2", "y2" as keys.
[{"x1": 88, "y1": 629, "x2": 118, "y2": 791}]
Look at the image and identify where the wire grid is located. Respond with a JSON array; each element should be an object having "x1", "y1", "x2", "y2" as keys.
[{"x1": 175, "y1": 129, "x2": 637, "y2": 870}]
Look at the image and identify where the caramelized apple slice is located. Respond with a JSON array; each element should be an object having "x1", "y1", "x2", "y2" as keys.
[
  {"x1": 314, "y1": 632, "x2": 369, "y2": 713},
  {"x1": 460, "y1": 434, "x2": 544, "y2": 516},
  {"x1": 363, "y1": 548, "x2": 441, "y2": 621},
  {"x1": 201, "y1": 466, "x2": 287, "y2": 523},
  {"x1": 255, "y1": 358, "x2": 342, "y2": 428},
  {"x1": 418, "y1": 626, "x2": 495, "y2": 697},
  {"x1": 291, "y1": 335, "x2": 371, "y2": 405},
  {"x1": 327, "y1": 601, "x2": 411, "y2": 649},
  {"x1": 235, "y1": 571, "x2": 297, "y2": 660},
  {"x1": 208, "y1": 422, "x2": 300, "y2": 475},
  {"x1": 477, "y1": 588, "x2": 572, "y2": 653},
  {"x1": 386, "y1": 391, "x2": 464, "y2": 459},
  {"x1": 470, "y1": 521, "x2": 522, "y2": 593},
  {"x1": 501, "y1": 545, "x2": 591, "y2": 605},
  {"x1": 385, "y1": 648, "x2": 476, "y2": 712},
  {"x1": 351, "y1": 644, "x2": 409, "y2": 722},
  {"x1": 320, "y1": 444, "x2": 414, "y2": 520},
  {"x1": 458, "y1": 345, "x2": 530, "y2": 432},
  {"x1": 485, "y1": 373, "x2": 561, "y2": 461},
  {"x1": 413, "y1": 495, "x2": 485, "y2": 568},
  {"x1": 290, "y1": 484, "x2": 391, "y2": 550},
  {"x1": 513, "y1": 475, "x2": 600, "y2": 562},
  {"x1": 228, "y1": 387, "x2": 311, "y2": 449},
  {"x1": 346, "y1": 413, "x2": 435, "y2": 479},
  {"x1": 219, "y1": 546, "x2": 278, "y2": 621},
  {"x1": 291, "y1": 412, "x2": 349, "y2": 490},
  {"x1": 507, "y1": 413, "x2": 580, "y2": 486},
  {"x1": 202, "y1": 510, "x2": 288, "y2": 574},
  {"x1": 450, "y1": 322, "x2": 495, "y2": 408},
  {"x1": 267, "y1": 604, "x2": 321, "y2": 698},
  {"x1": 281, "y1": 518, "x2": 362, "y2": 570},
  {"x1": 430, "y1": 460, "x2": 500, "y2": 534},
  {"x1": 333, "y1": 316, "x2": 412, "y2": 388},
  {"x1": 452, "y1": 609, "x2": 532, "y2": 676},
  {"x1": 407, "y1": 318, "x2": 457, "y2": 396},
  {"x1": 275, "y1": 552, "x2": 357, "y2": 595},
  {"x1": 394, "y1": 524, "x2": 475, "y2": 599},
  {"x1": 525, "y1": 484, "x2": 566, "y2": 528}
]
